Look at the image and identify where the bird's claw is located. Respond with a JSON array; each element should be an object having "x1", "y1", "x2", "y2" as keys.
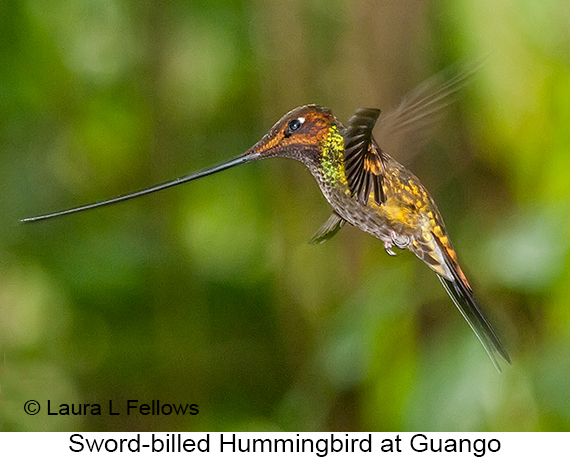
[
  {"x1": 384, "y1": 241, "x2": 397, "y2": 256},
  {"x1": 384, "y1": 231, "x2": 410, "y2": 256}
]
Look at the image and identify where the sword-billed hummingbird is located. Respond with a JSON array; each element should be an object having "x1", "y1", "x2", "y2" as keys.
[{"x1": 22, "y1": 71, "x2": 510, "y2": 371}]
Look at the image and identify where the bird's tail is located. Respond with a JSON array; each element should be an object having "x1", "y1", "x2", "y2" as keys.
[{"x1": 434, "y1": 237, "x2": 510, "y2": 372}]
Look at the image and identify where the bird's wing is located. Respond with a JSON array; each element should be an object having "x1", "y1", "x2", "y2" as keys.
[
  {"x1": 309, "y1": 212, "x2": 347, "y2": 245},
  {"x1": 343, "y1": 108, "x2": 386, "y2": 206},
  {"x1": 377, "y1": 63, "x2": 478, "y2": 162}
]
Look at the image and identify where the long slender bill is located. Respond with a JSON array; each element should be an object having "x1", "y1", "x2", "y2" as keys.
[{"x1": 21, "y1": 151, "x2": 261, "y2": 222}]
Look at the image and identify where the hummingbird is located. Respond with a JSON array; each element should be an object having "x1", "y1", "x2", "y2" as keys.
[{"x1": 22, "y1": 71, "x2": 510, "y2": 371}]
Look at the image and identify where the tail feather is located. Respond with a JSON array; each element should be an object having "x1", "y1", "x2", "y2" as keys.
[
  {"x1": 437, "y1": 271, "x2": 510, "y2": 372},
  {"x1": 429, "y1": 234, "x2": 510, "y2": 371}
]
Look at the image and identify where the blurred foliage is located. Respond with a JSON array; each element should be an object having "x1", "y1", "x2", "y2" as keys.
[{"x1": 1, "y1": 0, "x2": 570, "y2": 432}]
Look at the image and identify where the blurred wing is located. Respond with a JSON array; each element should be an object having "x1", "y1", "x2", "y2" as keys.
[
  {"x1": 377, "y1": 63, "x2": 479, "y2": 161},
  {"x1": 309, "y1": 212, "x2": 346, "y2": 245},
  {"x1": 344, "y1": 108, "x2": 386, "y2": 205}
]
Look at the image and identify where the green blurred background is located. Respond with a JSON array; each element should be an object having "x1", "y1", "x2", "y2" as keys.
[{"x1": 1, "y1": 0, "x2": 569, "y2": 432}]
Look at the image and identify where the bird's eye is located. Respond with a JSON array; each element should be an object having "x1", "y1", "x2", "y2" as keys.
[
  {"x1": 289, "y1": 119, "x2": 301, "y2": 131},
  {"x1": 285, "y1": 118, "x2": 304, "y2": 137}
]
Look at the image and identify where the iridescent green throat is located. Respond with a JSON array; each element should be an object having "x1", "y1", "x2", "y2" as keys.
[{"x1": 320, "y1": 125, "x2": 348, "y2": 188}]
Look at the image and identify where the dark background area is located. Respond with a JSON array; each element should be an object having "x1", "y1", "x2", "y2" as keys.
[{"x1": 1, "y1": 0, "x2": 569, "y2": 431}]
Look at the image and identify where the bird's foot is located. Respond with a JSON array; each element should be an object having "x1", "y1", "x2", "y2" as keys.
[
  {"x1": 384, "y1": 241, "x2": 397, "y2": 256},
  {"x1": 391, "y1": 231, "x2": 410, "y2": 249},
  {"x1": 384, "y1": 231, "x2": 410, "y2": 256}
]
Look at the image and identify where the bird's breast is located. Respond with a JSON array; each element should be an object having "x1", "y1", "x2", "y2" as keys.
[{"x1": 317, "y1": 156, "x2": 436, "y2": 243}]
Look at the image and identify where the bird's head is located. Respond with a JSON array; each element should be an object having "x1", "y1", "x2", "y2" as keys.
[{"x1": 244, "y1": 104, "x2": 340, "y2": 165}]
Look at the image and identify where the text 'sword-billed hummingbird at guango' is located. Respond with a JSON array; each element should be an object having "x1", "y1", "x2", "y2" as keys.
[{"x1": 22, "y1": 71, "x2": 510, "y2": 371}]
